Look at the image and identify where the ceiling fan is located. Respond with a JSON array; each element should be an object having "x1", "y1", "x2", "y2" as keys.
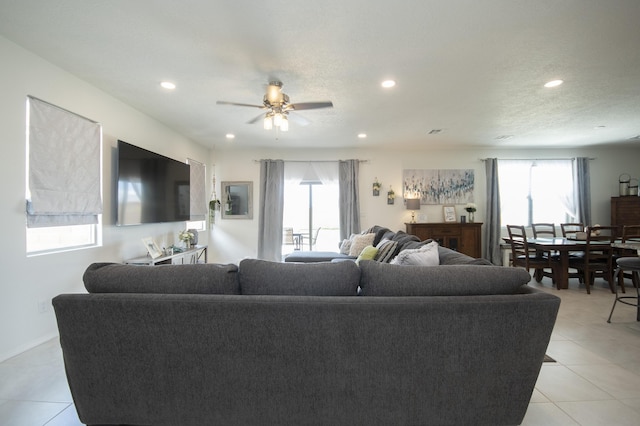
[{"x1": 216, "y1": 81, "x2": 333, "y2": 131}]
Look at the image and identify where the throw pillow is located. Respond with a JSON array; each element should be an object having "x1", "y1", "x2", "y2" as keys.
[
  {"x1": 83, "y1": 262, "x2": 240, "y2": 294},
  {"x1": 356, "y1": 245, "x2": 378, "y2": 265},
  {"x1": 358, "y1": 262, "x2": 533, "y2": 296},
  {"x1": 238, "y1": 258, "x2": 360, "y2": 296},
  {"x1": 339, "y1": 238, "x2": 352, "y2": 255},
  {"x1": 374, "y1": 239, "x2": 398, "y2": 263},
  {"x1": 390, "y1": 241, "x2": 439, "y2": 266},
  {"x1": 348, "y1": 233, "x2": 375, "y2": 256}
]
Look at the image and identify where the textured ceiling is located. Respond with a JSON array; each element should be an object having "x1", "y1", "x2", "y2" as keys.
[{"x1": 1, "y1": 0, "x2": 640, "y2": 150}]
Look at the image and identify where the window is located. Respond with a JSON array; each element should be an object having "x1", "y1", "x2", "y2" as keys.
[
  {"x1": 282, "y1": 162, "x2": 340, "y2": 254},
  {"x1": 25, "y1": 97, "x2": 102, "y2": 254},
  {"x1": 498, "y1": 159, "x2": 577, "y2": 226}
]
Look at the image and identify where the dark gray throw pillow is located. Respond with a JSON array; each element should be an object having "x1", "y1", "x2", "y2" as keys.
[
  {"x1": 239, "y1": 258, "x2": 360, "y2": 296},
  {"x1": 358, "y1": 261, "x2": 532, "y2": 296},
  {"x1": 83, "y1": 262, "x2": 240, "y2": 294}
]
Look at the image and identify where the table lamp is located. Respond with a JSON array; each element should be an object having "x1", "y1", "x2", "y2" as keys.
[{"x1": 406, "y1": 198, "x2": 421, "y2": 223}]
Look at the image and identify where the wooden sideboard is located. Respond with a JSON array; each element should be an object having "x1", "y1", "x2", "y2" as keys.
[
  {"x1": 611, "y1": 196, "x2": 640, "y2": 232},
  {"x1": 405, "y1": 222, "x2": 483, "y2": 258}
]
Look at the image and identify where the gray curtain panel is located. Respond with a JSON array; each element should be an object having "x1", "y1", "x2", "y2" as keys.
[
  {"x1": 258, "y1": 159, "x2": 284, "y2": 261},
  {"x1": 484, "y1": 158, "x2": 502, "y2": 265},
  {"x1": 338, "y1": 159, "x2": 361, "y2": 240},
  {"x1": 574, "y1": 157, "x2": 591, "y2": 227}
]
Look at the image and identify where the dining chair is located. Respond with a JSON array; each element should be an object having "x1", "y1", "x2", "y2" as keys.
[
  {"x1": 615, "y1": 225, "x2": 640, "y2": 292},
  {"x1": 531, "y1": 223, "x2": 558, "y2": 281},
  {"x1": 560, "y1": 223, "x2": 584, "y2": 237},
  {"x1": 569, "y1": 225, "x2": 617, "y2": 294},
  {"x1": 507, "y1": 225, "x2": 557, "y2": 283},
  {"x1": 607, "y1": 256, "x2": 640, "y2": 322}
]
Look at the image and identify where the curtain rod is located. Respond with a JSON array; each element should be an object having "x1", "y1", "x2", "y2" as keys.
[
  {"x1": 480, "y1": 157, "x2": 595, "y2": 161},
  {"x1": 253, "y1": 159, "x2": 369, "y2": 163}
]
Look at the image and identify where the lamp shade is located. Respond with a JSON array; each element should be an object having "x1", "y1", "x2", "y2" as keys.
[{"x1": 406, "y1": 198, "x2": 420, "y2": 210}]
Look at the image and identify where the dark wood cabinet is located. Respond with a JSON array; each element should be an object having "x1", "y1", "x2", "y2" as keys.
[
  {"x1": 405, "y1": 222, "x2": 483, "y2": 258},
  {"x1": 611, "y1": 196, "x2": 640, "y2": 232}
]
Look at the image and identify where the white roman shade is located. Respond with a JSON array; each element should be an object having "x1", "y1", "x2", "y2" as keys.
[
  {"x1": 187, "y1": 158, "x2": 206, "y2": 220},
  {"x1": 26, "y1": 97, "x2": 102, "y2": 227}
]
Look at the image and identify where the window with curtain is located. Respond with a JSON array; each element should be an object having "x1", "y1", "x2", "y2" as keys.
[
  {"x1": 25, "y1": 96, "x2": 102, "y2": 254},
  {"x1": 498, "y1": 159, "x2": 577, "y2": 226},
  {"x1": 282, "y1": 162, "x2": 340, "y2": 253}
]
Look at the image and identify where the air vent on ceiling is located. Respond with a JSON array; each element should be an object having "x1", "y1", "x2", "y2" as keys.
[
  {"x1": 428, "y1": 129, "x2": 442, "y2": 135},
  {"x1": 495, "y1": 135, "x2": 513, "y2": 140}
]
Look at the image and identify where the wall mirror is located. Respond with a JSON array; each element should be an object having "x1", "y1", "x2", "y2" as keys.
[{"x1": 221, "y1": 181, "x2": 253, "y2": 219}]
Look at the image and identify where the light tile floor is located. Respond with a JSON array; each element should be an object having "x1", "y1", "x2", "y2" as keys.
[{"x1": 0, "y1": 277, "x2": 638, "y2": 426}]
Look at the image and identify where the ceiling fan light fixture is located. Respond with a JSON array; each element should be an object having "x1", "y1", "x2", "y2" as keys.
[
  {"x1": 280, "y1": 115, "x2": 289, "y2": 132},
  {"x1": 273, "y1": 112, "x2": 283, "y2": 127},
  {"x1": 263, "y1": 115, "x2": 273, "y2": 130}
]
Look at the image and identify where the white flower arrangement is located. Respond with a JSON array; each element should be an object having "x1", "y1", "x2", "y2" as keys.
[
  {"x1": 464, "y1": 203, "x2": 477, "y2": 213},
  {"x1": 179, "y1": 230, "x2": 195, "y2": 243}
]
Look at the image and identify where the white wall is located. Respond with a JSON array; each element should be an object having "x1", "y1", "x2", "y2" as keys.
[
  {"x1": 210, "y1": 145, "x2": 640, "y2": 264},
  {"x1": 0, "y1": 36, "x2": 210, "y2": 361}
]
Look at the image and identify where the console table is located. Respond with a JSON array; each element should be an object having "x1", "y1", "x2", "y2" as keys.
[
  {"x1": 124, "y1": 245, "x2": 208, "y2": 266},
  {"x1": 405, "y1": 223, "x2": 482, "y2": 258}
]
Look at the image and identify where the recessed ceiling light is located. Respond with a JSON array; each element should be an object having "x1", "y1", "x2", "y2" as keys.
[
  {"x1": 160, "y1": 81, "x2": 176, "y2": 90},
  {"x1": 544, "y1": 79, "x2": 563, "y2": 88},
  {"x1": 381, "y1": 80, "x2": 396, "y2": 88},
  {"x1": 225, "y1": 134, "x2": 235, "y2": 139},
  {"x1": 357, "y1": 133, "x2": 367, "y2": 139}
]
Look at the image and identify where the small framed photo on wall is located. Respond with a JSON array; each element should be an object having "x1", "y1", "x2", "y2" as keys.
[{"x1": 443, "y1": 205, "x2": 457, "y2": 222}]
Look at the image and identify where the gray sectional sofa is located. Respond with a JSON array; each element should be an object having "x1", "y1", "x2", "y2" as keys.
[
  {"x1": 284, "y1": 225, "x2": 491, "y2": 264},
  {"x1": 53, "y1": 256, "x2": 560, "y2": 426}
]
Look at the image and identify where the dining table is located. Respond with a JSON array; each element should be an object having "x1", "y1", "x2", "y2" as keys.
[{"x1": 524, "y1": 237, "x2": 613, "y2": 290}]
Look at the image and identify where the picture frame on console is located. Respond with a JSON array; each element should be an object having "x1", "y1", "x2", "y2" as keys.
[
  {"x1": 142, "y1": 237, "x2": 162, "y2": 258},
  {"x1": 443, "y1": 205, "x2": 457, "y2": 222}
]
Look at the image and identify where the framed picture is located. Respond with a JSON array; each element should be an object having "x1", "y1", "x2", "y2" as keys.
[
  {"x1": 142, "y1": 237, "x2": 162, "y2": 259},
  {"x1": 443, "y1": 205, "x2": 457, "y2": 222}
]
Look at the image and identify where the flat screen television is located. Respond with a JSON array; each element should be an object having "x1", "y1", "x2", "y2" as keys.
[{"x1": 116, "y1": 140, "x2": 190, "y2": 226}]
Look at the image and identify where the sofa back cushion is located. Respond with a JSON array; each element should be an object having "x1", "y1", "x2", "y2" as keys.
[
  {"x1": 358, "y1": 261, "x2": 532, "y2": 296},
  {"x1": 83, "y1": 262, "x2": 240, "y2": 294},
  {"x1": 239, "y1": 258, "x2": 360, "y2": 296}
]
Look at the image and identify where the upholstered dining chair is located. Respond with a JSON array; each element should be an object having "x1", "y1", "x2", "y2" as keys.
[
  {"x1": 615, "y1": 225, "x2": 640, "y2": 292},
  {"x1": 569, "y1": 225, "x2": 617, "y2": 294},
  {"x1": 607, "y1": 256, "x2": 640, "y2": 322},
  {"x1": 507, "y1": 224, "x2": 557, "y2": 284}
]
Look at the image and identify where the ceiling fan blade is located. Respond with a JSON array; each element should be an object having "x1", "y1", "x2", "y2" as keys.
[
  {"x1": 247, "y1": 112, "x2": 265, "y2": 124},
  {"x1": 289, "y1": 101, "x2": 333, "y2": 111},
  {"x1": 217, "y1": 101, "x2": 265, "y2": 109}
]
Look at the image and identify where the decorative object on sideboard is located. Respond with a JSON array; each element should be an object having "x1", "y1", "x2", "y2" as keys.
[
  {"x1": 619, "y1": 173, "x2": 631, "y2": 196},
  {"x1": 372, "y1": 178, "x2": 381, "y2": 196},
  {"x1": 443, "y1": 205, "x2": 457, "y2": 222},
  {"x1": 405, "y1": 198, "x2": 421, "y2": 223},
  {"x1": 142, "y1": 237, "x2": 162, "y2": 259},
  {"x1": 629, "y1": 178, "x2": 638, "y2": 196},
  {"x1": 465, "y1": 202, "x2": 477, "y2": 223},
  {"x1": 387, "y1": 186, "x2": 395, "y2": 205},
  {"x1": 179, "y1": 230, "x2": 195, "y2": 249}
]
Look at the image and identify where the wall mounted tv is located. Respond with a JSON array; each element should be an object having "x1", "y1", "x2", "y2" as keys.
[{"x1": 116, "y1": 140, "x2": 190, "y2": 226}]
